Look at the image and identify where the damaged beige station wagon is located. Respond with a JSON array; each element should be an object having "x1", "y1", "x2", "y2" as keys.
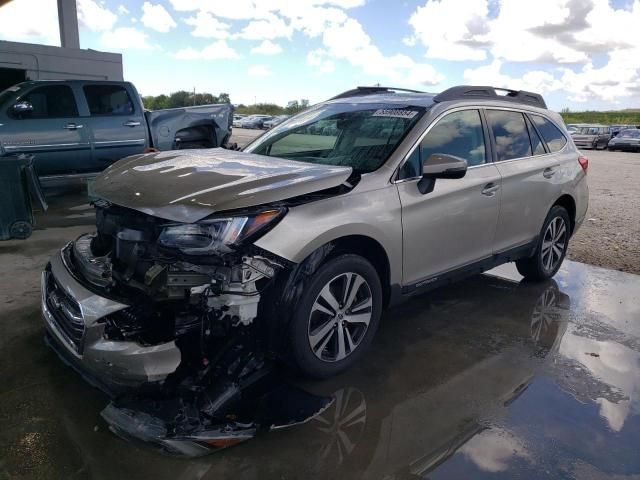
[{"x1": 42, "y1": 85, "x2": 589, "y2": 391}]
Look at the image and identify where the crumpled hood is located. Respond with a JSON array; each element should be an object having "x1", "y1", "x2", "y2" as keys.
[{"x1": 91, "y1": 148, "x2": 352, "y2": 223}]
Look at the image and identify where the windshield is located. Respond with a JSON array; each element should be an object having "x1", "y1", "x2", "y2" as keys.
[{"x1": 245, "y1": 103, "x2": 425, "y2": 173}]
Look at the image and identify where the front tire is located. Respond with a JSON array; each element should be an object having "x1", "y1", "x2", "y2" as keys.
[
  {"x1": 516, "y1": 206, "x2": 570, "y2": 281},
  {"x1": 289, "y1": 254, "x2": 383, "y2": 378}
]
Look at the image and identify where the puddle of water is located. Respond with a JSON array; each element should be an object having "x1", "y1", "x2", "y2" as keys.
[{"x1": 1, "y1": 257, "x2": 639, "y2": 479}]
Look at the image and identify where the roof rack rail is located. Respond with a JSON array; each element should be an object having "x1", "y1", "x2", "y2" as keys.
[
  {"x1": 433, "y1": 85, "x2": 547, "y2": 108},
  {"x1": 329, "y1": 86, "x2": 425, "y2": 101}
]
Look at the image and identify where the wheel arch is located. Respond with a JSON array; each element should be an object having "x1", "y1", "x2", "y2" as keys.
[
  {"x1": 322, "y1": 235, "x2": 392, "y2": 308},
  {"x1": 552, "y1": 194, "x2": 576, "y2": 235}
]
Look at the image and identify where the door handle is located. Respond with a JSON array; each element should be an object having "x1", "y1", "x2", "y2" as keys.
[
  {"x1": 543, "y1": 167, "x2": 557, "y2": 178},
  {"x1": 64, "y1": 123, "x2": 83, "y2": 130},
  {"x1": 481, "y1": 182, "x2": 500, "y2": 196},
  {"x1": 123, "y1": 121, "x2": 141, "y2": 127}
]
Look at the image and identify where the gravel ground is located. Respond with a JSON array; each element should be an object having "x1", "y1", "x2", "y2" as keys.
[{"x1": 567, "y1": 149, "x2": 640, "y2": 275}]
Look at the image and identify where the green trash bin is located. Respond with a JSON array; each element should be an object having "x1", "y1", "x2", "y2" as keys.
[{"x1": 0, "y1": 154, "x2": 47, "y2": 240}]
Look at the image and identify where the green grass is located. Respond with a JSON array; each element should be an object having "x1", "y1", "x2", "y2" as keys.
[{"x1": 559, "y1": 111, "x2": 640, "y2": 125}]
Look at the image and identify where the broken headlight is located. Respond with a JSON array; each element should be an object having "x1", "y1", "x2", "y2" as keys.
[{"x1": 158, "y1": 209, "x2": 284, "y2": 255}]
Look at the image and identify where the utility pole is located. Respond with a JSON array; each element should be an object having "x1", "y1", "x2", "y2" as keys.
[{"x1": 193, "y1": 87, "x2": 196, "y2": 106}]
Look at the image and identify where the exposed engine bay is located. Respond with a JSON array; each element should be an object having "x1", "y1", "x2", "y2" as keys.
[
  {"x1": 54, "y1": 199, "x2": 333, "y2": 456},
  {"x1": 70, "y1": 199, "x2": 286, "y2": 347}
]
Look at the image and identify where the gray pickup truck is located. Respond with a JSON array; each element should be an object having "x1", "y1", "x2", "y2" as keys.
[{"x1": 0, "y1": 80, "x2": 233, "y2": 176}]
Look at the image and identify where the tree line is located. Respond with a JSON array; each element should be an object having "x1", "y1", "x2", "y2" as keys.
[
  {"x1": 560, "y1": 109, "x2": 640, "y2": 125},
  {"x1": 141, "y1": 91, "x2": 231, "y2": 110},
  {"x1": 141, "y1": 91, "x2": 311, "y2": 115}
]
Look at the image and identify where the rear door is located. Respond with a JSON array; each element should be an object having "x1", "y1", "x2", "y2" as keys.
[
  {"x1": 488, "y1": 109, "x2": 568, "y2": 253},
  {"x1": 0, "y1": 84, "x2": 91, "y2": 176},
  {"x1": 81, "y1": 83, "x2": 146, "y2": 170},
  {"x1": 396, "y1": 108, "x2": 501, "y2": 286}
]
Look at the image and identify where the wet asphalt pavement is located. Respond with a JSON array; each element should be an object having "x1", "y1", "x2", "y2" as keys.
[{"x1": 1, "y1": 186, "x2": 640, "y2": 479}]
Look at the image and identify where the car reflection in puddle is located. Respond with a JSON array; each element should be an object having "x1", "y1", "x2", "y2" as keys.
[{"x1": 12, "y1": 263, "x2": 640, "y2": 480}]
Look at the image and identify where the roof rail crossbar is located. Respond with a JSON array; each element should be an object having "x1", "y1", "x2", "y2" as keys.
[
  {"x1": 433, "y1": 85, "x2": 547, "y2": 108},
  {"x1": 329, "y1": 86, "x2": 425, "y2": 101}
]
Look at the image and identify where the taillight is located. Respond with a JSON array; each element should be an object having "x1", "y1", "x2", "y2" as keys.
[{"x1": 578, "y1": 155, "x2": 588, "y2": 173}]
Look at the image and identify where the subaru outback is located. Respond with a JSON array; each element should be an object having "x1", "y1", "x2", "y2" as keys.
[{"x1": 42, "y1": 85, "x2": 588, "y2": 388}]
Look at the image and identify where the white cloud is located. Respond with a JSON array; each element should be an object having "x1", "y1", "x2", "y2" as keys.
[
  {"x1": 559, "y1": 48, "x2": 640, "y2": 102},
  {"x1": 307, "y1": 49, "x2": 335, "y2": 73},
  {"x1": 0, "y1": 0, "x2": 59, "y2": 45},
  {"x1": 77, "y1": 0, "x2": 118, "y2": 32},
  {"x1": 184, "y1": 11, "x2": 231, "y2": 38},
  {"x1": 464, "y1": 60, "x2": 563, "y2": 94},
  {"x1": 251, "y1": 40, "x2": 283, "y2": 55},
  {"x1": 101, "y1": 27, "x2": 154, "y2": 50},
  {"x1": 248, "y1": 65, "x2": 273, "y2": 77},
  {"x1": 322, "y1": 18, "x2": 443, "y2": 86},
  {"x1": 117, "y1": 5, "x2": 130, "y2": 15},
  {"x1": 409, "y1": 0, "x2": 489, "y2": 61},
  {"x1": 460, "y1": 429, "x2": 531, "y2": 473},
  {"x1": 141, "y1": 2, "x2": 177, "y2": 33},
  {"x1": 408, "y1": 0, "x2": 640, "y2": 103},
  {"x1": 237, "y1": 13, "x2": 293, "y2": 40},
  {"x1": 172, "y1": 40, "x2": 240, "y2": 60}
]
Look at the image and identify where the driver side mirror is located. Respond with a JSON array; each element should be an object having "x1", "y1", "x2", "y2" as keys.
[
  {"x1": 418, "y1": 154, "x2": 468, "y2": 194},
  {"x1": 12, "y1": 100, "x2": 33, "y2": 117}
]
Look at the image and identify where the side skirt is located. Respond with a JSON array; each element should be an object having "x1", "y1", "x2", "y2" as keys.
[{"x1": 397, "y1": 240, "x2": 538, "y2": 300}]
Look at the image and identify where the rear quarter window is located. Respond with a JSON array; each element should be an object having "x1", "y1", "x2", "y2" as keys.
[{"x1": 530, "y1": 114, "x2": 567, "y2": 152}]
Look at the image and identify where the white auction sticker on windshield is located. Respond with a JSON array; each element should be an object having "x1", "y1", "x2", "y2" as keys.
[{"x1": 372, "y1": 109, "x2": 418, "y2": 119}]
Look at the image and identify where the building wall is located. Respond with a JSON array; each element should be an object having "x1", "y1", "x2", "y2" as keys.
[{"x1": 0, "y1": 40, "x2": 123, "y2": 88}]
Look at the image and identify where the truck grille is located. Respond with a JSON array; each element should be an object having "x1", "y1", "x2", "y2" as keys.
[{"x1": 45, "y1": 272, "x2": 85, "y2": 353}]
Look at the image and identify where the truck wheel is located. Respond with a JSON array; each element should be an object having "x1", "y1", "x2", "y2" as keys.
[
  {"x1": 9, "y1": 221, "x2": 32, "y2": 240},
  {"x1": 516, "y1": 206, "x2": 570, "y2": 281},
  {"x1": 289, "y1": 254, "x2": 382, "y2": 378}
]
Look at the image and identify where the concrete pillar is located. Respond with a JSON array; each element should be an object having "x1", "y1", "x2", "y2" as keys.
[{"x1": 57, "y1": 0, "x2": 80, "y2": 49}]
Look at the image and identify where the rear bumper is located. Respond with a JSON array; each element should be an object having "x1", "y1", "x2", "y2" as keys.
[{"x1": 42, "y1": 248, "x2": 181, "y2": 392}]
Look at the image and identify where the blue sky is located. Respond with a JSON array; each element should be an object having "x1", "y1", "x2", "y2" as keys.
[{"x1": 1, "y1": 0, "x2": 639, "y2": 110}]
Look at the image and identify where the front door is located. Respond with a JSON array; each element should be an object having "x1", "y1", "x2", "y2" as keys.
[
  {"x1": 396, "y1": 109, "x2": 501, "y2": 287},
  {"x1": 0, "y1": 84, "x2": 91, "y2": 176}
]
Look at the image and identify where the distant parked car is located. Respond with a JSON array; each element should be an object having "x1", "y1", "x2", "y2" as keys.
[
  {"x1": 232, "y1": 114, "x2": 247, "y2": 128},
  {"x1": 263, "y1": 115, "x2": 290, "y2": 129},
  {"x1": 239, "y1": 114, "x2": 273, "y2": 129},
  {"x1": 570, "y1": 124, "x2": 610, "y2": 150},
  {"x1": 609, "y1": 124, "x2": 637, "y2": 137},
  {"x1": 608, "y1": 128, "x2": 640, "y2": 151}
]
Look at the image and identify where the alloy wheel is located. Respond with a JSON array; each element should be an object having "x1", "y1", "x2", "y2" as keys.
[
  {"x1": 308, "y1": 272, "x2": 373, "y2": 362},
  {"x1": 541, "y1": 217, "x2": 567, "y2": 272}
]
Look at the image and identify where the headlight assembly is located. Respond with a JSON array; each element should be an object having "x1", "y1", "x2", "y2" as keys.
[{"x1": 158, "y1": 209, "x2": 284, "y2": 254}]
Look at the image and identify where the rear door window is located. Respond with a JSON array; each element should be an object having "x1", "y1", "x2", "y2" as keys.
[
  {"x1": 83, "y1": 84, "x2": 134, "y2": 116},
  {"x1": 486, "y1": 110, "x2": 532, "y2": 161},
  {"x1": 530, "y1": 114, "x2": 567, "y2": 152},
  {"x1": 12, "y1": 85, "x2": 78, "y2": 119}
]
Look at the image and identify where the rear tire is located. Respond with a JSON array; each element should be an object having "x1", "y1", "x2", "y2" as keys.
[
  {"x1": 516, "y1": 206, "x2": 570, "y2": 281},
  {"x1": 289, "y1": 254, "x2": 383, "y2": 378}
]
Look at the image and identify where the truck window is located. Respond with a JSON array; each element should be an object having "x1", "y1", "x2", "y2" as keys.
[
  {"x1": 83, "y1": 84, "x2": 134, "y2": 116},
  {"x1": 11, "y1": 85, "x2": 78, "y2": 119}
]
